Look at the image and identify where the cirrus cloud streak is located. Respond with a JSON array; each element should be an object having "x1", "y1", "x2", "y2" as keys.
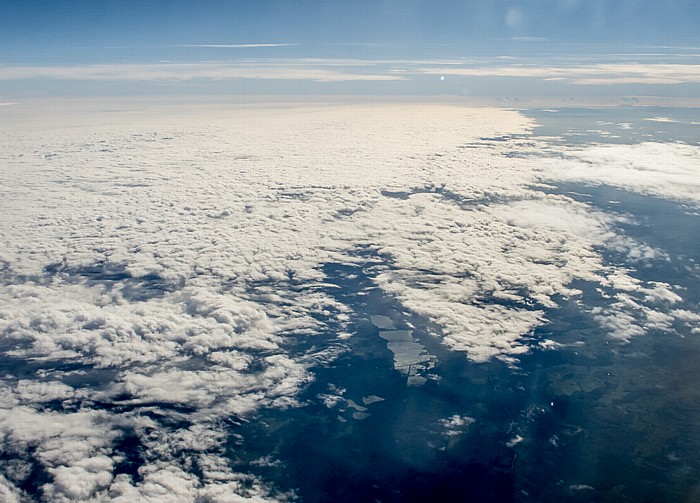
[
  {"x1": 414, "y1": 62, "x2": 700, "y2": 85},
  {"x1": 0, "y1": 62, "x2": 404, "y2": 82}
]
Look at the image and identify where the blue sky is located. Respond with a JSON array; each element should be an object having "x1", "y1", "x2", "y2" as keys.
[{"x1": 1, "y1": 0, "x2": 700, "y2": 101}]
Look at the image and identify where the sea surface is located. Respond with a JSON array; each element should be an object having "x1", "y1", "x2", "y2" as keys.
[
  {"x1": 2, "y1": 105, "x2": 698, "y2": 502},
  {"x1": 226, "y1": 108, "x2": 700, "y2": 502}
]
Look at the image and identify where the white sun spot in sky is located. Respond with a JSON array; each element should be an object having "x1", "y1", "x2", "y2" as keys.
[{"x1": 440, "y1": 75, "x2": 445, "y2": 81}]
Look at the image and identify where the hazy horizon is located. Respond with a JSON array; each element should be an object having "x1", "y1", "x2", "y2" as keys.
[{"x1": 2, "y1": 1, "x2": 700, "y2": 104}]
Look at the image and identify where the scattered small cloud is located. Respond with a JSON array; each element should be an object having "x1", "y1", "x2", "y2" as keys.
[{"x1": 643, "y1": 116, "x2": 680, "y2": 123}]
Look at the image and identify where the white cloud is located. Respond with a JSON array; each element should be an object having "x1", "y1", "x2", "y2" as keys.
[
  {"x1": 644, "y1": 116, "x2": 680, "y2": 123},
  {"x1": 414, "y1": 63, "x2": 700, "y2": 85},
  {"x1": 494, "y1": 197, "x2": 613, "y2": 241},
  {"x1": 3, "y1": 59, "x2": 699, "y2": 86},
  {"x1": 438, "y1": 415, "x2": 475, "y2": 436},
  {"x1": 0, "y1": 102, "x2": 694, "y2": 499},
  {"x1": 0, "y1": 475, "x2": 24, "y2": 503},
  {"x1": 0, "y1": 62, "x2": 405, "y2": 82},
  {"x1": 536, "y1": 142, "x2": 700, "y2": 204}
]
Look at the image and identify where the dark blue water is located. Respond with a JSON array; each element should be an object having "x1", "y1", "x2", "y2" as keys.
[
  {"x1": 229, "y1": 249, "x2": 700, "y2": 502},
  {"x1": 522, "y1": 107, "x2": 700, "y2": 146},
  {"x1": 5, "y1": 108, "x2": 698, "y2": 502},
  {"x1": 229, "y1": 252, "x2": 528, "y2": 502},
  {"x1": 223, "y1": 110, "x2": 700, "y2": 502}
]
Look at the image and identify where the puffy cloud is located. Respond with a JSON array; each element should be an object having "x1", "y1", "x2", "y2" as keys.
[
  {"x1": 47, "y1": 457, "x2": 115, "y2": 501},
  {"x1": 537, "y1": 142, "x2": 700, "y2": 204},
  {"x1": 439, "y1": 415, "x2": 476, "y2": 436},
  {"x1": 0, "y1": 102, "x2": 693, "y2": 499},
  {"x1": 0, "y1": 475, "x2": 24, "y2": 503}
]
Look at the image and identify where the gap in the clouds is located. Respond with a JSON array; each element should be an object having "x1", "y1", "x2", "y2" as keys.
[
  {"x1": 95, "y1": 400, "x2": 198, "y2": 418},
  {"x1": 0, "y1": 353, "x2": 116, "y2": 391},
  {"x1": 42, "y1": 260, "x2": 183, "y2": 302},
  {"x1": 544, "y1": 182, "x2": 700, "y2": 321},
  {"x1": 547, "y1": 183, "x2": 700, "y2": 271},
  {"x1": 380, "y1": 183, "x2": 494, "y2": 208},
  {"x1": 2, "y1": 447, "x2": 53, "y2": 498},
  {"x1": 224, "y1": 247, "x2": 550, "y2": 502},
  {"x1": 523, "y1": 107, "x2": 700, "y2": 146},
  {"x1": 112, "y1": 430, "x2": 146, "y2": 483},
  {"x1": 503, "y1": 179, "x2": 700, "y2": 501},
  {"x1": 543, "y1": 180, "x2": 700, "y2": 345},
  {"x1": 513, "y1": 304, "x2": 700, "y2": 502},
  {"x1": 223, "y1": 247, "x2": 601, "y2": 502},
  {"x1": 222, "y1": 180, "x2": 700, "y2": 502}
]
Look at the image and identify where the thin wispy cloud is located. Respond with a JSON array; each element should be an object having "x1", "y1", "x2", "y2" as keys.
[
  {"x1": 414, "y1": 62, "x2": 700, "y2": 85},
  {"x1": 171, "y1": 43, "x2": 298, "y2": 48},
  {"x1": 0, "y1": 62, "x2": 404, "y2": 82},
  {"x1": 1, "y1": 59, "x2": 699, "y2": 86},
  {"x1": 511, "y1": 37, "x2": 550, "y2": 42}
]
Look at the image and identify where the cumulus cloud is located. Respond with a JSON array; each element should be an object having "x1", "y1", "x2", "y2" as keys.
[
  {"x1": 536, "y1": 142, "x2": 700, "y2": 204},
  {"x1": 439, "y1": 415, "x2": 475, "y2": 437},
  {"x1": 0, "y1": 102, "x2": 694, "y2": 499}
]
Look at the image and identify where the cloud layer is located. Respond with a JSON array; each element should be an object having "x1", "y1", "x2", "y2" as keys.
[
  {"x1": 0, "y1": 102, "x2": 696, "y2": 500},
  {"x1": 415, "y1": 62, "x2": 700, "y2": 85},
  {"x1": 1, "y1": 59, "x2": 699, "y2": 85},
  {"x1": 0, "y1": 61, "x2": 404, "y2": 82},
  {"x1": 536, "y1": 142, "x2": 700, "y2": 203}
]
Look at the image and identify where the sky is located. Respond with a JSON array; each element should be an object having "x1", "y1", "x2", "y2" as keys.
[{"x1": 1, "y1": 0, "x2": 700, "y2": 102}]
